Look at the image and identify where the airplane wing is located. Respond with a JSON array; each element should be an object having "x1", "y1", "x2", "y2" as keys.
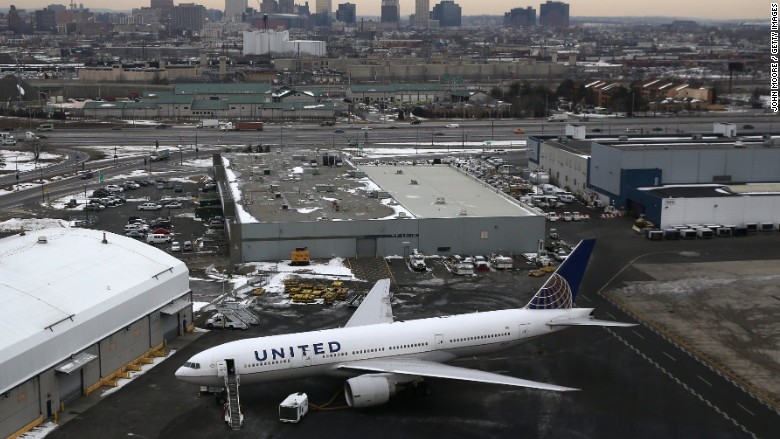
[
  {"x1": 344, "y1": 279, "x2": 393, "y2": 328},
  {"x1": 338, "y1": 358, "x2": 578, "y2": 392},
  {"x1": 547, "y1": 318, "x2": 637, "y2": 327}
]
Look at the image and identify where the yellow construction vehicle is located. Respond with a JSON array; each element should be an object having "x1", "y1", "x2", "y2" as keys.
[{"x1": 290, "y1": 247, "x2": 310, "y2": 266}]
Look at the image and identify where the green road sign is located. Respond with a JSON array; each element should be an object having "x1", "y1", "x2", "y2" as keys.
[{"x1": 98, "y1": 171, "x2": 105, "y2": 183}]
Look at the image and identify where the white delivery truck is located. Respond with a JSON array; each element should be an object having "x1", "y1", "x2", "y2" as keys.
[
  {"x1": 279, "y1": 393, "x2": 308, "y2": 423},
  {"x1": 198, "y1": 119, "x2": 220, "y2": 128}
]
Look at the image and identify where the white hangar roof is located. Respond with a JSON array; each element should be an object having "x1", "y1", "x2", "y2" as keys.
[{"x1": 0, "y1": 228, "x2": 190, "y2": 393}]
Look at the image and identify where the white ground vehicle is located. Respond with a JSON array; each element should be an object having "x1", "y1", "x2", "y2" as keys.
[
  {"x1": 562, "y1": 212, "x2": 573, "y2": 222},
  {"x1": 572, "y1": 212, "x2": 581, "y2": 221},
  {"x1": 548, "y1": 113, "x2": 568, "y2": 122},
  {"x1": 547, "y1": 212, "x2": 560, "y2": 222},
  {"x1": 445, "y1": 123, "x2": 460, "y2": 128},
  {"x1": 171, "y1": 241, "x2": 181, "y2": 252},
  {"x1": 146, "y1": 233, "x2": 172, "y2": 244},
  {"x1": 206, "y1": 313, "x2": 248, "y2": 330},
  {"x1": 138, "y1": 202, "x2": 162, "y2": 211},
  {"x1": 279, "y1": 393, "x2": 309, "y2": 423}
]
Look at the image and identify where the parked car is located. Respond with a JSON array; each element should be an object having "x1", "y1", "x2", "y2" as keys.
[
  {"x1": 124, "y1": 223, "x2": 147, "y2": 232},
  {"x1": 562, "y1": 211, "x2": 573, "y2": 222},
  {"x1": 209, "y1": 216, "x2": 225, "y2": 229},
  {"x1": 547, "y1": 212, "x2": 560, "y2": 222},
  {"x1": 138, "y1": 202, "x2": 162, "y2": 211},
  {"x1": 156, "y1": 182, "x2": 164, "y2": 190},
  {"x1": 85, "y1": 203, "x2": 104, "y2": 211},
  {"x1": 91, "y1": 189, "x2": 110, "y2": 198},
  {"x1": 152, "y1": 228, "x2": 171, "y2": 235},
  {"x1": 125, "y1": 230, "x2": 146, "y2": 239},
  {"x1": 182, "y1": 241, "x2": 193, "y2": 252},
  {"x1": 174, "y1": 184, "x2": 183, "y2": 193},
  {"x1": 105, "y1": 184, "x2": 123, "y2": 193},
  {"x1": 170, "y1": 241, "x2": 181, "y2": 252}
]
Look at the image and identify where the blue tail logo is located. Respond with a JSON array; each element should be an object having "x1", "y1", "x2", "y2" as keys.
[{"x1": 525, "y1": 239, "x2": 596, "y2": 310}]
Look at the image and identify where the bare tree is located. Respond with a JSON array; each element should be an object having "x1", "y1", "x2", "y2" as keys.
[{"x1": 24, "y1": 137, "x2": 44, "y2": 162}]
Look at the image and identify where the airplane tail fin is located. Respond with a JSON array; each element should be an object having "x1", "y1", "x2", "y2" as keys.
[{"x1": 524, "y1": 239, "x2": 596, "y2": 310}]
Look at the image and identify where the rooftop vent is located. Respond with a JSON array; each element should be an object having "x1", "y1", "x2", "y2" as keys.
[
  {"x1": 37, "y1": 236, "x2": 47, "y2": 244},
  {"x1": 459, "y1": 209, "x2": 468, "y2": 216},
  {"x1": 435, "y1": 197, "x2": 446, "y2": 204},
  {"x1": 102, "y1": 232, "x2": 108, "y2": 244},
  {"x1": 410, "y1": 179, "x2": 418, "y2": 185}
]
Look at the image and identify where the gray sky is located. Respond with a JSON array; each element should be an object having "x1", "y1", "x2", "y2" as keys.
[{"x1": 0, "y1": 0, "x2": 767, "y2": 20}]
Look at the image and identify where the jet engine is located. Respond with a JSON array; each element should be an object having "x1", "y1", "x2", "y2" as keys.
[{"x1": 344, "y1": 374, "x2": 399, "y2": 408}]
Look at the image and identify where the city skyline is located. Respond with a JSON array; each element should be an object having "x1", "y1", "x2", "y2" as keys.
[{"x1": 0, "y1": 0, "x2": 766, "y2": 20}]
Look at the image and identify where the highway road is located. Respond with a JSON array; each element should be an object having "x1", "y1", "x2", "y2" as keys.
[{"x1": 19, "y1": 112, "x2": 779, "y2": 151}]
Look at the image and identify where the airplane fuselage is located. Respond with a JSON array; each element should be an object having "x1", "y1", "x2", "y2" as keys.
[{"x1": 176, "y1": 307, "x2": 594, "y2": 386}]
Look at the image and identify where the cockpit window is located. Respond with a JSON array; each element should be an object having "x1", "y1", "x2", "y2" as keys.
[{"x1": 184, "y1": 362, "x2": 201, "y2": 369}]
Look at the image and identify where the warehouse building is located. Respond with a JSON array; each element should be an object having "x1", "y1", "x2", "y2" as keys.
[
  {"x1": 215, "y1": 152, "x2": 544, "y2": 262},
  {"x1": 528, "y1": 126, "x2": 780, "y2": 228},
  {"x1": 0, "y1": 229, "x2": 192, "y2": 438}
]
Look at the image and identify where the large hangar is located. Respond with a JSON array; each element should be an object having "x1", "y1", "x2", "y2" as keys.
[
  {"x1": 217, "y1": 152, "x2": 544, "y2": 261},
  {"x1": 0, "y1": 229, "x2": 192, "y2": 438}
]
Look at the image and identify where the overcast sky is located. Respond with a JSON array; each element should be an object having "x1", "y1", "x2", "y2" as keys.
[{"x1": 0, "y1": 0, "x2": 766, "y2": 20}]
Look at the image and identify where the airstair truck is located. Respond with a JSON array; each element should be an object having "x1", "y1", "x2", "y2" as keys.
[{"x1": 206, "y1": 313, "x2": 248, "y2": 330}]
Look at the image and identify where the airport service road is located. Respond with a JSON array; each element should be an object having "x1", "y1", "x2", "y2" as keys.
[{"x1": 47, "y1": 221, "x2": 778, "y2": 438}]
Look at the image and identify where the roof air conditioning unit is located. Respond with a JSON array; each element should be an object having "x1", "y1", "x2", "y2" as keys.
[
  {"x1": 37, "y1": 236, "x2": 48, "y2": 244},
  {"x1": 435, "y1": 197, "x2": 446, "y2": 204}
]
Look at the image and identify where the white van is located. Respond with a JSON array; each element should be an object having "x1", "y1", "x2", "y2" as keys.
[
  {"x1": 557, "y1": 192, "x2": 575, "y2": 203},
  {"x1": 146, "y1": 233, "x2": 172, "y2": 244}
]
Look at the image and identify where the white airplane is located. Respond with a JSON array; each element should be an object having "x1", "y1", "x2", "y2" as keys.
[{"x1": 176, "y1": 239, "x2": 634, "y2": 408}]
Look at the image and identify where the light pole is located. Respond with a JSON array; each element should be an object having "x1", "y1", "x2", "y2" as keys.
[
  {"x1": 14, "y1": 153, "x2": 21, "y2": 191},
  {"x1": 39, "y1": 166, "x2": 44, "y2": 203}
]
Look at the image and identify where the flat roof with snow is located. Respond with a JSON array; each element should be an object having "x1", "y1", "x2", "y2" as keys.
[{"x1": 361, "y1": 165, "x2": 536, "y2": 218}]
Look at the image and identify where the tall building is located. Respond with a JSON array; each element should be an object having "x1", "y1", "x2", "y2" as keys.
[
  {"x1": 336, "y1": 3, "x2": 356, "y2": 24},
  {"x1": 279, "y1": 0, "x2": 295, "y2": 14},
  {"x1": 539, "y1": 1, "x2": 569, "y2": 27},
  {"x1": 413, "y1": 0, "x2": 429, "y2": 28},
  {"x1": 172, "y1": 3, "x2": 206, "y2": 33},
  {"x1": 504, "y1": 6, "x2": 536, "y2": 27},
  {"x1": 316, "y1": 0, "x2": 332, "y2": 17},
  {"x1": 35, "y1": 8, "x2": 57, "y2": 32},
  {"x1": 381, "y1": 0, "x2": 399, "y2": 23},
  {"x1": 431, "y1": 0, "x2": 460, "y2": 27},
  {"x1": 150, "y1": 0, "x2": 174, "y2": 18},
  {"x1": 224, "y1": 0, "x2": 247, "y2": 22}
]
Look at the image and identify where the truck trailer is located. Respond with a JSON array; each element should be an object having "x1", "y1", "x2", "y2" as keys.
[{"x1": 235, "y1": 121, "x2": 264, "y2": 131}]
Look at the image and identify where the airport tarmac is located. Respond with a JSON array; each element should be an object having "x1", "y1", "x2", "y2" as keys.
[{"x1": 45, "y1": 214, "x2": 779, "y2": 439}]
